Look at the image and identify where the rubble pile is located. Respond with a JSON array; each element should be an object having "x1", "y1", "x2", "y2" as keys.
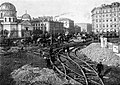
[
  {"x1": 81, "y1": 43, "x2": 120, "y2": 66},
  {"x1": 11, "y1": 64, "x2": 67, "y2": 85}
]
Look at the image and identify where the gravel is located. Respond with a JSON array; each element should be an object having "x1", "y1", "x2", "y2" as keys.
[
  {"x1": 11, "y1": 64, "x2": 67, "y2": 85},
  {"x1": 81, "y1": 43, "x2": 120, "y2": 66}
]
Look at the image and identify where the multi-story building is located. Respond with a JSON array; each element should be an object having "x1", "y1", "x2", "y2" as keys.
[
  {"x1": 91, "y1": 2, "x2": 120, "y2": 33},
  {"x1": 0, "y1": 2, "x2": 33, "y2": 38},
  {"x1": 31, "y1": 18, "x2": 64, "y2": 35},
  {"x1": 59, "y1": 18, "x2": 74, "y2": 34},
  {"x1": 75, "y1": 23, "x2": 92, "y2": 33}
]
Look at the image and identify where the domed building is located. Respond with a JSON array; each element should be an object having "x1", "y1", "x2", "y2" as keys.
[
  {"x1": 18, "y1": 13, "x2": 33, "y2": 37},
  {"x1": 21, "y1": 13, "x2": 31, "y2": 21},
  {"x1": 0, "y1": 2, "x2": 16, "y2": 18},
  {"x1": 0, "y1": 2, "x2": 33, "y2": 38}
]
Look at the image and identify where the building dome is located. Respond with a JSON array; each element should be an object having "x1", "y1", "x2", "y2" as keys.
[
  {"x1": 0, "y1": 2, "x2": 16, "y2": 11},
  {"x1": 21, "y1": 13, "x2": 31, "y2": 21},
  {"x1": 0, "y1": 2, "x2": 16, "y2": 17}
]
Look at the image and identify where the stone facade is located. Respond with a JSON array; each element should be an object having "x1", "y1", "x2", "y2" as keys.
[
  {"x1": 31, "y1": 18, "x2": 64, "y2": 35},
  {"x1": 91, "y1": 2, "x2": 120, "y2": 33},
  {"x1": 75, "y1": 23, "x2": 92, "y2": 33},
  {"x1": 0, "y1": 2, "x2": 33, "y2": 38}
]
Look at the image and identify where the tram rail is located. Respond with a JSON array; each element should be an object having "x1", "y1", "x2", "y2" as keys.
[{"x1": 25, "y1": 39, "x2": 104, "y2": 85}]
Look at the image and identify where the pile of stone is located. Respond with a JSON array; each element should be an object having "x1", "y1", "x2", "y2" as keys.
[
  {"x1": 81, "y1": 43, "x2": 120, "y2": 66},
  {"x1": 11, "y1": 64, "x2": 68, "y2": 85}
]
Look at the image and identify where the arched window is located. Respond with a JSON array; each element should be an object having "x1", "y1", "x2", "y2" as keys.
[
  {"x1": 9, "y1": 18, "x2": 11, "y2": 22},
  {"x1": 5, "y1": 18, "x2": 7, "y2": 22}
]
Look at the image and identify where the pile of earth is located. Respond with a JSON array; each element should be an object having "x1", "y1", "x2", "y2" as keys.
[
  {"x1": 11, "y1": 64, "x2": 80, "y2": 85},
  {"x1": 79, "y1": 43, "x2": 120, "y2": 85},
  {"x1": 81, "y1": 43, "x2": 120, "y2": 66}
]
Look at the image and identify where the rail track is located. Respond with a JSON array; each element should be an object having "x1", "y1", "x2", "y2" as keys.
[{"x1": 26, "y1": 40, "x2": 104, "y2": 85}]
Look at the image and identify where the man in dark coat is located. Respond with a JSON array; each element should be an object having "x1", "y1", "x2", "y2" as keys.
[{"x1": 96, "y1": 62, "x2": 104, "y2": 77}]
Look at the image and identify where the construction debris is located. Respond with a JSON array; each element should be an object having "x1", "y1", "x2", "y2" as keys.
[
  {"x1": 81, "y1": 43, "x2": 120, "y2": 66},
  {"x1": 11, "y1": 64, "x2": 69, "y2": 85}
]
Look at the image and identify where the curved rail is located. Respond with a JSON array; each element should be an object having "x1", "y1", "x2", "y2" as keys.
[
  {"x1": 68, "y1": 46, "x2": 104, "y2": 85},
  {"x1": 26, "y1": 40, "x2": 104, "y2": 85}
]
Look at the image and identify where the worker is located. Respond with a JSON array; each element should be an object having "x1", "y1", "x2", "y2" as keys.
[
  {"x1": 44, "y1": 56, "x2": 52, "y2": 69},
  {"x1": 96, "y1": 62, "x2": 104, "y2": 77}
]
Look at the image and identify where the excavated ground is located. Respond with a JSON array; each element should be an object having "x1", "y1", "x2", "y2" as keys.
[{"x1": 79, "y1": 43, "x2": 120, "y2": 85}]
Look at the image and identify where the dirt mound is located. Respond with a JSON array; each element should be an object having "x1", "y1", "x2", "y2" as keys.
[
  {"x1": 81, "y1": 43, "x2": 120, "y2": 66},
  {"x1": 11, "y1": 64, "x2": 66, "y2": 85}
]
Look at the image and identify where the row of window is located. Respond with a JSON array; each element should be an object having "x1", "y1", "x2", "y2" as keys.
[
  {"x1": 96, "y1": 24, "x2": 118, "y2": 28},
  {"x1": 95, "y1": 8, "x2": 120, "y2": 14},
  {"x1": 32, "y1": 23, "x2": 46, "y2": 27},
  {"x1": 95, "y1": 18, "x2": 117, "y2": 22},
  {"x1": 95, "y1": 13, "x2": 120, "y2": 18},
  {"x1": 4, "y1": 18, "x2": 16, "y2": 22}
]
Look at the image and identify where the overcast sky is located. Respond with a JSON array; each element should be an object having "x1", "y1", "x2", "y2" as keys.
[{"x1": 0, "y1": 0, "x2": 119, "y2": 23}]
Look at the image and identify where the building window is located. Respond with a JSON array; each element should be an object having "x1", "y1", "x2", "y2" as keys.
[
  {"x1": 26, "y1": 27, "x2": 28, "y2": 31},
  {"x1": 1, "y1": 13, "x2": 2, "y2": 17},
  {"x1": 103, "y1": 15, "x2": 104, "y2": 17},
  {"x1": 99, "y1": 19, "x2": 101, "y2": 22},
  {"x1": 106, "y1": 19, "x2": 108, "y2": 22},
  {"x1": 13, "y1": 18, "x2": 14, "y2": 22},
  {"x1": 103, "y1": 20, "x2": 105, "y2": 22},
  {"x1": 106, "y1": 14, "x2": 108, "y2": 17},
  {"x1": 96, "y1": 24, "x2": 98, "y2": 28},
  {"x1": 5, "y1": 18, "x2": 7, "y2": 22},
  {"x1": 110, "y1": 19, "x2": 112, "y2": 22},
  {"x1": 114, "y1": 25, "x2": 116, "y2": 27},
  {"x1": 96, "y1": 19, "x2": 98, "y2": 22},
  {"x1": 106, "y1": 24, "x2": 108, "y2": 27},
  {"x1": 114, "y1": 13, "x2": 116, "y2": 16},
  {"x1": 110, "y1": 25, "x2": 112, "y2": 27},
  {"x1": 103, "y1": 24, "x2": 105, "y2": 27},
  {"x1": 114, "y1": 18, "x2": 116, "y2": 21},
  {"x1": 9, "y1": 18, "x2": 11, "y2": 22}
]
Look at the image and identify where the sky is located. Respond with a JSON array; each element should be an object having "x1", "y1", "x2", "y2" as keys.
[{"x1": 0, "y1": 0, "x2": 120, "y2": 23}]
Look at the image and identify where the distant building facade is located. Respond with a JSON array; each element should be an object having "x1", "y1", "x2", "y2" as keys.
[
  {"x1": 0, "y1": 2, "x2": 65, "y2": 38},
  {"x1": 31, "y1": 18, "x2": 64, "y2": 35},
  {"x1": 91, "y1": 2, "x2": 120, "y2": 33},
  {"x1": 59, "y1": 18, "x2": 74, "y2": 34},
  {"x1": 74, "y1": 25, "x2": 81, "y2": 33},
  {"x1": 75, "y1": 23, "x2": 92, "y2": 33}
]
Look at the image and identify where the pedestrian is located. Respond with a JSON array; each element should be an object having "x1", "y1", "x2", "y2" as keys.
[
  {"x1": 96, "y1": 62, "x2": 104, "y2": 77},
  {"x1": 44, "y1": 56, "x2": 52, "y2": 69}
]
